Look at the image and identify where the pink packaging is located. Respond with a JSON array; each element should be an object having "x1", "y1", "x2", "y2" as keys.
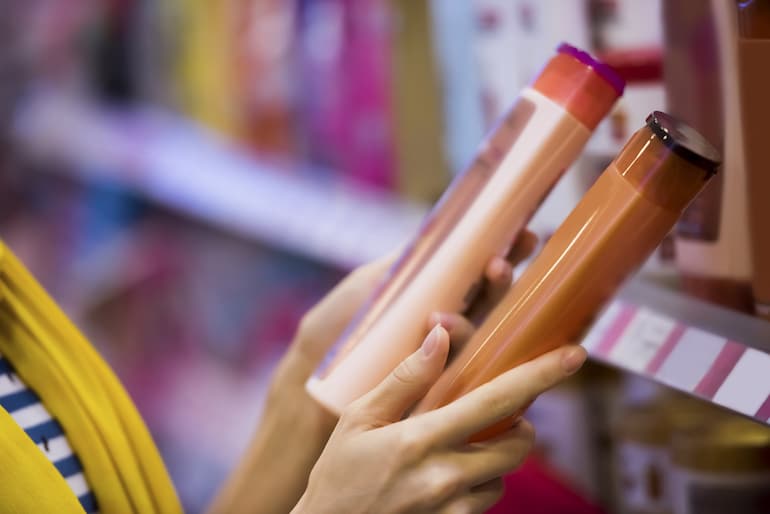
[{"x1": 298, "y1": 0, "x2": 395, "y2": 189}]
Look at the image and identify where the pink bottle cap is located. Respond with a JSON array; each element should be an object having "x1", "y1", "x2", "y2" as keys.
[{"x1": 532, "y1": 43, "x2": 625, "y2": 129}]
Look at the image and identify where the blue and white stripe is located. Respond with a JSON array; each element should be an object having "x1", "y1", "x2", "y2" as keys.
[{"x1": 0, "y1": 354, "x2": 98, "y2": 512}]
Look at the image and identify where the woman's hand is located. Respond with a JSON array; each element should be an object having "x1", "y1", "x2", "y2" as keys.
[
  {"x1": 293, "y1": 325, "x2": 587, "y2": 514},
  {"x1": 291, "y1": 229, "x2": 536, "y2": 385},
  {"x1": 208, "y1": 231, "x2": 537, "y2": 514}
]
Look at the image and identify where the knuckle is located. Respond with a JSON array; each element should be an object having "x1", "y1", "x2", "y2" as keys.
[
  {"x1": 515, "y1": 418, "x2": 536, "y2": 444},
  {"x1": 481, "y1": 390, "x2": 512, "y2": 417},
  {"x1": 424, "y1": 465, "x2": 465, "y2": 502},
  {"x1": 339, "y1": 398, "x2": 365, "y2": 427},
  {"x1": 337, "y1": 411, "x2": 356, "y2": 430},
  {"x1": 397, "y1": 429, "x2": 429, "y2": 457},
  {"x1": 295, "y1": 310, "x2": 319, "y2": 344},
  {"x1": 443, "y1": 500, "x2": 478, "y2": 514},
  {"x1": 392, "y1": 358, "x2": 422, "y2": 387}
]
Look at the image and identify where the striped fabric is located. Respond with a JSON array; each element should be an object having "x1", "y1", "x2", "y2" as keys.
[{"x1": 0, "y1": 354, "x2": 98, "y2": 512}]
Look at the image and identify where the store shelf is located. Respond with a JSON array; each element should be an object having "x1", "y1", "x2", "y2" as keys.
[
  {"x1": 14, "y1": 94, "x2": 428, "y2": 270},
  {"x1": 15, "y1": 94, "x2": 770, "y2": 424},
  {"x1": 587, "y1": 279, "x2": 770, "y2": 425}
]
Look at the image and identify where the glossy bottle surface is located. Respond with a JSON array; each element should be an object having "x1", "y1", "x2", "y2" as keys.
[
  {"x1": 736, "y1": 0, "x2": 770, "y2": 319},
  {"x1": 413, "y1": 113, "x2": 719, "y2": 439},
  {"x1": 307, "y1": 44, "x2": 622, "y2": 415}
]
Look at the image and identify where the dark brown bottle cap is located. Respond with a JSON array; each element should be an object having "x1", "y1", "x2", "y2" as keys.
[
  {"x1": 645, "y1": 111, "x2": 721, "y2": 177},
  {"x1": 737, "y1": 0, "x2": 770, "y2": 38}
]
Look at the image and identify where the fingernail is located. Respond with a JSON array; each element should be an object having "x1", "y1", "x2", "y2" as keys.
[
  {"x1": 561, "y1": 346, "x2": 587, "y2": 374},
  {"x1": 422, "y1": 324, "x2": 443, "y2": 358},
  {"x1": 429, "y1": 312, "x2": 443, "y2": 327}
]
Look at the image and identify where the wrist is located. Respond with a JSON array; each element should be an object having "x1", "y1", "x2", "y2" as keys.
[{"x1": 263, "y1": 349, "x2": 337, "y2": 436}]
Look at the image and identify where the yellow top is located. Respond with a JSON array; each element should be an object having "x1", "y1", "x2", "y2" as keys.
[{"x1": 0, "y1": 242, "x2": 182, "y2": 513}]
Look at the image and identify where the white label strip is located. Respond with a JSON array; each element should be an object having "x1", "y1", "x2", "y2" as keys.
[
  {"x1": 609, "y1": 308, "x2": 677, "y2": 372},
  {"x1": 581, "y1": 301, "x2": 624, "y2": 353},
  {"x1": 585, "y1": 302, "x2": 770, "y2": 426},
  {"x1": 713, "y1": 349, "x2": 770, "y2": 417},
  {"x1": 655, "y1": 328, "x2": 727, "y2": 392}
]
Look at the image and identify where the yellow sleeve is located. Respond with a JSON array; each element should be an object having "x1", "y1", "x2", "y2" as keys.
[{"x1": 0, "y1": 242, "x2": 182, "y2": 513}]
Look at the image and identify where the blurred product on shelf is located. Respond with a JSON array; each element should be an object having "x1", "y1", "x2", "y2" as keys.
[
  {"x1": 614, "y1": 401, "x2": 671, "y2": 514},
  {"x1": 589, "y1": 0, "x2": 663, "y2": 54},
  {"x1": 234, "y1": 0, "x2": 298, "y2": 154},
  {"x1": 174, "y1": 0, "x2": 242, "y2": 137},
  {"x1": 488, "y1": 456, "x2": 607, "y2": 514},
  {"x1": 428, "y1": 0, "x2": 485, "y2": 175},
  {"x1": 489, "y1": 0, "x2": 596, "y2": 240},
  {"x1": 670, "y1": 416, "x2": 770, "y2": 514},
  {"x1": 87, "y1": 0, "x2": 141, "y2": 103},
  {"x1": 167, "y1": 0, "x2": 299, "y2": 152},
  {"x1": 296, "y1": 0, "x2": 345, "y2": 173},
  {"x1": 586, "y1": 0, "x2": 664, "y2": 153},
  {"x1": 414, "y1": 112, "x2": 720, "y2": 439},
  {"x1": 471, "y1": 0, "x2": 520, "y2": 126},
  {"x1": 735, "y1": 0, "x2": 770, "y2": 322},
  {"x1": 526, "y1": 363, "x2": 623, "y2": 507},
  {"x1": 307, "y1": 44, "x2": 623, "y2": 415},
  {"x1": 664, "y1": 0, "x2": 755, "y2": 314},
  {"x1": 471, "y1": 0, "x2": 591, "y2": 126},
  {"x1": 612, "y1": 392, "x2": 726, "y2": 514},
  {"x1": 130, "y1": 0, "x2": 182, "y2": 109},
  {"x1": 527, "y1": 379, "x2": 600, "y2": 499},
  {"x1": 296, "y1": 0, "x2": 395, "y2": 188},
  {"x1": 390, "y1": 0, "x2": 449, "y2": 201},
  {"x1": 18, "y1": 0, "x2": 93, "y2": 93}
]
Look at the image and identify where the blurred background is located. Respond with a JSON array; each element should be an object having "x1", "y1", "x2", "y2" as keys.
[{"x1": 2, "y1": 1, "x2": 769, "y2": 513}]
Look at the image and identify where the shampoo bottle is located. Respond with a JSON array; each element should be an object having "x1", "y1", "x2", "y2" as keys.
[
  {"x1": 413, "y1": 112, "x2": 720, "y2": 440},
  {"x1": 307, "y1": 44, "x2": 623, "y2": 414}
]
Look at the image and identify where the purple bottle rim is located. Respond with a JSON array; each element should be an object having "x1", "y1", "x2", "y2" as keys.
[{"x1": 557, "y1": 42, "x2": 626, "y2": 96}]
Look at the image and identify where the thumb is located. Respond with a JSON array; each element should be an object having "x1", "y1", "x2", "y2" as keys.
[{"x1": 351, "y1": 324, "x2": 450, "y2": 424}]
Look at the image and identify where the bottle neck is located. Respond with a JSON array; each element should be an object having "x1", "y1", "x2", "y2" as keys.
[
  {"x1": 738, "y1": 0, "x2": 770, "y2": 39},
  {"x1": 614, "y1": 126, "x2": 712, "y2": 211}
]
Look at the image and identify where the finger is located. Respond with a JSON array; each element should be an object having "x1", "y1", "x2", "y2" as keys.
[
  {"x1": 447, "y1": 420, "x2": 535, "y2": 487},
  {"x1": 417, "y1": 345, "x2": 587, "y2": 444},
  {"x1": 482, "y1": 256, "x2": 514, "y2": 307},
  {"x1": 506, "y1": 229, "x2": 538, "y2": 268},
  {"x1": 346, "y1": 324, "x2": 450, "y2": 425},
  {"x1": 428, "y1": 312, "x2": 476, "y2": 351},
  {"x1": 483, "y1": 230, "x2": 538, "y2": 304},
  {"x1": 295, "y1": 253, "x2": 397, "y2": 365},
  {"x1": 440, "y1": 478, "x2": 505, "y2": 514},
  {"x1": 321, "y1": 253, "x2": 396, "y2": 317}
]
